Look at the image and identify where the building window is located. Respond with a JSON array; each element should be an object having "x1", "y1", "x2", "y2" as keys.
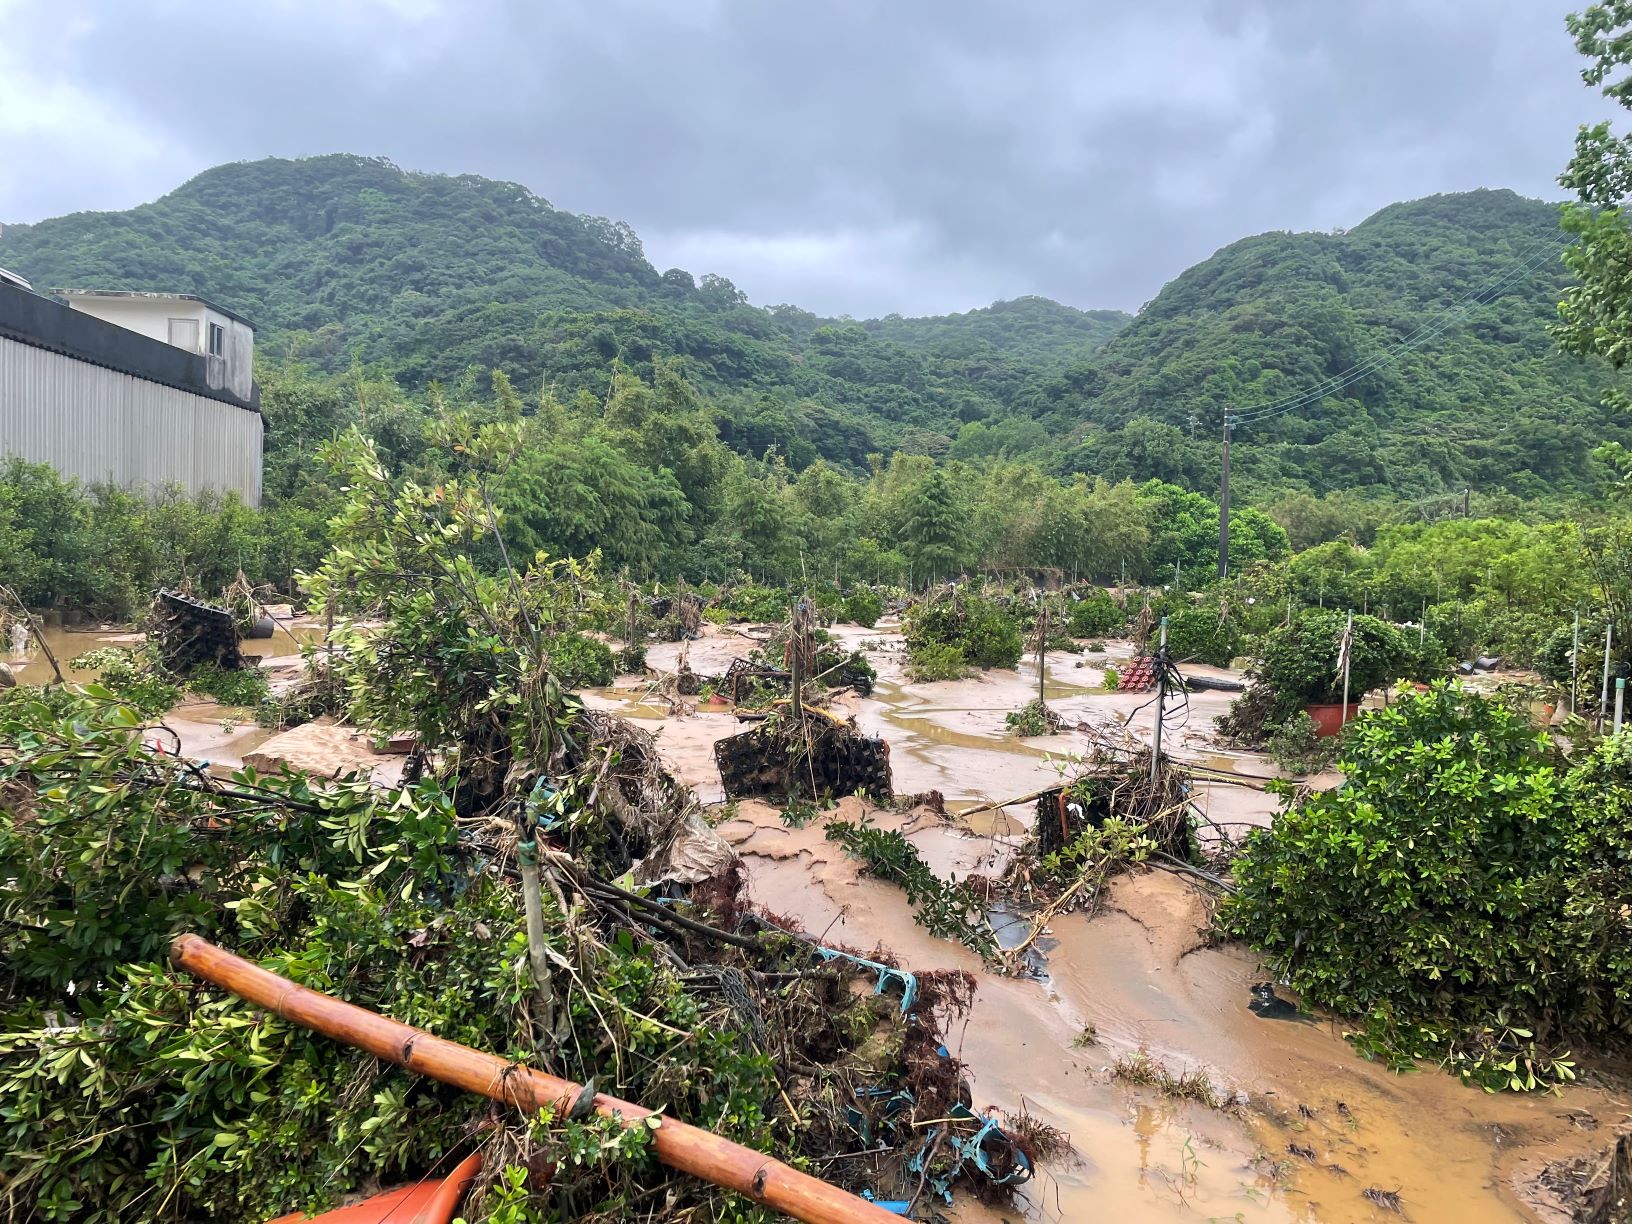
[
  {"x1": 207, "y1": 322, "x2": 225, "y2": 357},
  {"x1": 168, "y1": 317, "x2": 200, "y2": 350}
]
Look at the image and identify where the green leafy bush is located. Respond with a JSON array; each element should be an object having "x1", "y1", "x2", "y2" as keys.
[
  {"x1": 1222, "y1": 684, "x2": 1632, "y2": 1091},
  {"x1": 1102, "y1": 664, "x2": 1121, "y2": 690},
  {"x1": 715, "y1": 583, "x2": 789, "y2": 623},
  {"x1": 1258, "y1": 609, "x2": 1417, "y2": 704},
  {"x1": 841, "y1": 589, "x2": 884, "y2": 629},
  {"x1": 905, "y1": 595, "x2": 1023, "y2": 671},
  {"x1": 186, "y1": 663, "x2": 271, "y2": 707},
  {"x1": 1068, "y1": 589, "x2": 1125, "y2": 637},
  {"x1": 905, "y1": 642, "x2": 969, "y2": 682},
  {"x1": 547, "y1": 631, "x2": 616, "y2": 688},
  {"x1": 70, "y1": 646, "x2": 179, "y2": 716},
  {"x1": 1162, "y1": 605, "x2": 1242, "y2": 667},
  {"x1": 1264, "y1": 711, "x2": 1333, "y2": 776}
]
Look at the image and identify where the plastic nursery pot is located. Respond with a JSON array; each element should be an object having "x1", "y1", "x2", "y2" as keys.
[{"x1": 1304, "y1": 702, "x2": 1361, "y2": 738}]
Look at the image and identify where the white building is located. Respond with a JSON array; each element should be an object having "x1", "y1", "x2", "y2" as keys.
[
  {"x1": 57, "y1": 289, "x2": 257, "y2": 405},
  {"x1": 0, "y1": 283, "x2": 262, "y2": 506}
]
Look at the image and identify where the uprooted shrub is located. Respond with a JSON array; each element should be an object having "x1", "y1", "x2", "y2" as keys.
[
  {"x1": 1263, "y1": 710, "x2": 1335, "y2": 776},
  {"x1": 905, "y1": 593, "x2": 1024, "y2": 673},
  {"x1": 1221, "y1": 683, "x2": 1632, "y2": 1091},
  {"x1": 1005, "y1": 698, "x2": 1061, "y2": 737},
  {"x1": 825, "y1": 817, "x2": 998, "y2": 959}
]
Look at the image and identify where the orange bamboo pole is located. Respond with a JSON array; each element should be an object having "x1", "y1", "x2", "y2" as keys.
[{"x1": 170, "y1": 935, "x2": 897, "y2": 1224}]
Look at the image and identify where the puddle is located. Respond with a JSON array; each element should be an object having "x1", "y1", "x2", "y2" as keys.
[{"x1": 8, "y1": 618, "x2": 329, "y2": 687}]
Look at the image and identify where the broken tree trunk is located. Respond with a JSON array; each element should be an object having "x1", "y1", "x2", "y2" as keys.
[{"x1": 170, "y1": 934, "x2": 899, "y2": 1224}]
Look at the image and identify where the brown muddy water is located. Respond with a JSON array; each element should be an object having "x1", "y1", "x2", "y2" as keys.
[
  {"x1": 613, "y1": 626, "x2": 1625, "y2": 1224},
  {"x1": 16, "y1": 619, "x2": 1625, "y2": 1220},
  {"x1": 8, "y1": 619, "x2": 325, "y2": 766}
]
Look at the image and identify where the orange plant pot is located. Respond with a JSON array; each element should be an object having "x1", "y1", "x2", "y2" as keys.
[{"x1": 1304, "y1": 702, "x2": 1360, "y2": 738}]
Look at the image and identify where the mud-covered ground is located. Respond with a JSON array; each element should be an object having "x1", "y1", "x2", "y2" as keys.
[
  {"x1": 12, "y1": 616, "x2": 1625, "y2": 1222},
  {"x1": 591, "y1": 621, "x2": 1626, "y2": 1224}
]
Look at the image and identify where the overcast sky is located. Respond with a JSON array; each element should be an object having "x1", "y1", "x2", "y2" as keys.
[{"x1": 0, "y1": 0, "x2": 1618, "y2": 317}]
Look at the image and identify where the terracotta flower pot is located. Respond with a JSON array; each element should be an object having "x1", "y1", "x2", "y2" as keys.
[{"x1": 1304, "y1": 702, "x2": 1361, "y2": 738}]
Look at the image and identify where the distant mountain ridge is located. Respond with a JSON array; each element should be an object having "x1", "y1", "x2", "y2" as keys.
[{"x1": 1, "y1": 156, "x2": 1623, "y2": 497}]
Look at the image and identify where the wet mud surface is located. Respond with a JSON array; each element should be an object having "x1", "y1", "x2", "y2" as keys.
[{"x1": 614, "y1": 623, "x2": 1627, "y2": 1224}]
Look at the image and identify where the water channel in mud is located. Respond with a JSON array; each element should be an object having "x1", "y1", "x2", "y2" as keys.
[{"x1": 11, "y1": 615, "x2": 1624, "y2": 1221}]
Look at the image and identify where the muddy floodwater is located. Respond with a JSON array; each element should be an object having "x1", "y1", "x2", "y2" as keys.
[
  {"x1": 14, "y1": 615, "x2": 1624, "y2": 1221},
  {"x1": 603, "y1": 622, "x2": 1626, "y2": 1224}
]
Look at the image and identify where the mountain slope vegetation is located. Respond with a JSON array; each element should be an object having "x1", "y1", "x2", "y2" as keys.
[{"x1": 1, "y1": 157, "x2": 1625, "y2": 498}]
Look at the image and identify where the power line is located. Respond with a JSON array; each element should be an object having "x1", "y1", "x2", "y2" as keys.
[{"x1": 1229, "y1": 234, "x2": 1576, "y2": 428}]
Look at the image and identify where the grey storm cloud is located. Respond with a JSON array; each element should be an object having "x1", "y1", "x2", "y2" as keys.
[{"x1": 0, "y1": 0, "x2": 1619, "y2": 316}]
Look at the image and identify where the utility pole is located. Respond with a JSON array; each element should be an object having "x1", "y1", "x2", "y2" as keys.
[
  {"x1": 1218, "y1": 414, "x2": 1232, "y2": 580},
  {"x1": 1462, "y1": 487, "x2": 1470, "y2": 519},
  {"x1": 1339, "y1": 609, "x2": 1354, "y2": 727},
  {"x1": 1571, "y1": 612, "x2": 1580, "y2": 718},
  {"x1": 1600, "y1": 621, "x2": 1615, "y2": 730},
  {"x1": 1150, "y1": 616, "x2": 1169, "y2": 783}
]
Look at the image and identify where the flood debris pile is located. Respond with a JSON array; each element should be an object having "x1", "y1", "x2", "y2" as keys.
[
  {"x1": 0, "y1": 424, "x2": 1035, "y2": 1222},
  {"x1": 647, "y1": 589, "x2": 703, "y2": 642},
  {"x1": 1541, "y1": 1132, "x2": 1632, "y2": 1224},
  {"x1": 0, "y1": 686, "x2": 1013, "y2": 1222},
  {"x1": 716, "y1": 705, "x2": 893, "y2": 803},
  {"x1": 152, "y1": 588, "x2": 246, "y2": 674},
  {"x1": 1021, "y1": 753, "x2": 1196, "y2": 871}
]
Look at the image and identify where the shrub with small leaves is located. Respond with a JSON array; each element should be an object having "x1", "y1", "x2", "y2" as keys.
[
  {"x1": 841, "y1": 589, "x2": 884, "y2": 629},
  {"x1": 1222, "y1": 683, "x2": 1632, "y2": 1091},
  {"x1": 905, "y1": 594, "x2": 1023, "y2": 672},
  {"x1": 1068, "y1": 590, "x2": 1125, "y2": 637},
  {"x1": 905, "y1": 642, "x2": 969, "y2": 682}
]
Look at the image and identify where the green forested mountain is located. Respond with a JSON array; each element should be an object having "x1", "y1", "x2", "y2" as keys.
[
  {"x1": 861, "y1": 296, "x2": 1131, "y2": 367},
  {"x1": 1, "y1": 158, "x2": 1624, "y2": 499},
  {"x1": 1044, "y1": 189, "x2": 1630, "y2": 499},
  {"x1": 0, "y1": 156, "x2": 1118, "y2": 469}
]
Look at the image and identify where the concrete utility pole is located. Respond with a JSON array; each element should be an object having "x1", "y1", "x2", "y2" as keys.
[
  {"x1": 1571, "y1": 612, "x2": 1580, "y2": 718},
  {"x1": 1218, "y1": 414, "x2": 1232, "y2": 580},
  {"x1": 1462, "y1": 487, "x2": 1470, "y2": 519},
  {"x1": 1601, "y1": 621, "x2": 1615, "y2": 730}
]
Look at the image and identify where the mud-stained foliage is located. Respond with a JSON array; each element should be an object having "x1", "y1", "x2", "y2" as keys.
[{"x1": 1222, "y1": 683, "x2": 1632, "y2": 1091}]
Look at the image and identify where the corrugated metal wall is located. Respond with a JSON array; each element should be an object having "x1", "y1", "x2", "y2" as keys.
[{"x1": 0, "y1": 337, "x2": 263, "y2": 506}]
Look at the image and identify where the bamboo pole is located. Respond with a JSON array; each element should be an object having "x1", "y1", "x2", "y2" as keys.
[{"x1": 170, "y1": 935, "x2": 897, "y2": 1224}]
